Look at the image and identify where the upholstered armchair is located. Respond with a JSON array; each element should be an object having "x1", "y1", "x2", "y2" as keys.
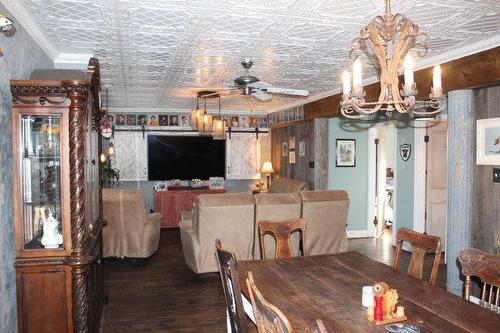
[{"x1": 102, "y1": 188, "x2": 162, "y2": 258}]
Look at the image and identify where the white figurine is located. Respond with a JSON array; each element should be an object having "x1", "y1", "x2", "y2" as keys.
[{"x1": 41, "y1": 209, "x2": 63, "y2": 249}]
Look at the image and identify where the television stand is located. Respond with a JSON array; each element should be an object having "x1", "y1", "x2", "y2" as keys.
[{"x1": 154, "y1": 188, "x2": 226, "y2": 227}]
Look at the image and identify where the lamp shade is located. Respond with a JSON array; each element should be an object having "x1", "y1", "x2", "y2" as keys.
[{"x1": 261, "y1": 161, "x2": 274, "y2": 174}]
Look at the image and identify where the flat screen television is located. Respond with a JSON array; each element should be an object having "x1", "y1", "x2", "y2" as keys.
[{"x1": 147, "y1": 135, "x2": 226, "y2": 180}]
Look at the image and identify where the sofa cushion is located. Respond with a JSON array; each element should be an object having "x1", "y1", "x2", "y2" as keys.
[{"x1": 300, "y1": 190, "x2": 349, "y2": 255}]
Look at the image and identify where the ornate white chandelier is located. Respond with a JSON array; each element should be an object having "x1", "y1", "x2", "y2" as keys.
[{"x1": 341, "y1": 0, "x2": 445, "y2": 119}]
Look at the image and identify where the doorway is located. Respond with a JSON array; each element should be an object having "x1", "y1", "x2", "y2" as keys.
[
  {"x1": 414, "y1": 120, "x2": 448, "y2": 250},
  {"x1": 368, "y1": 125, "x2": 397, "y2": 240},
  {"x1": 425, "y1": 121, "x2": 448, "y2": 248}
]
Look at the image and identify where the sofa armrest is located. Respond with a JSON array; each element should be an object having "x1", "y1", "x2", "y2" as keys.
[{"x1": 146, "y1": 212, "x2": 162, "y2": 224}]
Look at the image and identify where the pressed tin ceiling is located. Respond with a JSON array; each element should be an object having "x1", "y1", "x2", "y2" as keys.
[{"x1": 4, "y1": 0, "x2": 500, "y2": 112}]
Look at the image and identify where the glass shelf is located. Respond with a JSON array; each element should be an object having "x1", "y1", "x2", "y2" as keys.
[{"x1": 20, "y1": 115, "x2": 64, "y2": 250}]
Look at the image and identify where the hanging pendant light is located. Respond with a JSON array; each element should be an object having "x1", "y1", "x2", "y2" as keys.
[
  {"x1": 212, "y1": 93, "x2": 226, "y2": 140},
  {"x1": 191, "y1": 96, "x2": 202, "y2": 130},
  {"x1": 200, "y1": 97, "x2": 212, "y2": 136}
]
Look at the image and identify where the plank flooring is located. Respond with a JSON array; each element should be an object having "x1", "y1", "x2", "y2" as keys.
[{"x1": 101, "y1": 229, "x2": 446, "y2": 333}]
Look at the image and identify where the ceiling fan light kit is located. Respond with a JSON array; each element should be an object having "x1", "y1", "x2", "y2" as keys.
[{"x1": 340, "y1": 0, "x2": 445, "y2": 119}]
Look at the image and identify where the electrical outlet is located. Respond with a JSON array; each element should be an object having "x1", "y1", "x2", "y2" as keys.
[{"x1": 493, "y1": 168, "x2": 500, "y2": 183}]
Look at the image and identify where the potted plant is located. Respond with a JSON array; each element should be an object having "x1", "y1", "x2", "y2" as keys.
[{"x1": 101, "y1": 159, "x2": 120, "y2": 188}]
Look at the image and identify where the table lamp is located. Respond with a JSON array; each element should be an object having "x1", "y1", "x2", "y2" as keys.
[{"x1": 261, "y1": 161, "x2": 274, "y2": 189}]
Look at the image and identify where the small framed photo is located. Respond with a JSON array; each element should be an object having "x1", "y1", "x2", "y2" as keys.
[
  {"x1": 115, "y1": 114, "x2": 126, "y2": 126},
  {"x1": 298, "y1": 105, "x2": 304, "y2": 120},
  {"x1": 149, "y1": 115, "x2": 159, "y2": 126},
  {"x1": 179, "y1": 114, "x2": 190, "y2": 127},
  {"x1": 282, "y1": 142, "x2": 288, "y2": 157},
  {"x1": 289, "y1": 151, "x2": 296, "y2": 164},
  {"x1": 230, "y1": 116, "x2": 239, "y2": 128},
  {"x1": 137, "y1": 114, "x2": 147, "y2": 126},
  {"x1": 259, "y1": 116, "x2": 268, "y2": 128},
  {"x1": 477, "y1": 117, "x2": 500, "y2": 165},
  {"x1": 209, "y1": 177, "x2": 225, "y2": 190},
  {"x1": 299, "y1": 141, "x2": 306, "y2": 157},
  {"x1": 289, "y1": 137, "x2": 296, "y2": 150},
  {"x1": 239, "y1": 116, "x2": 249, "y2": 128},
  {"x1": 336, "y1": 139, "x2": 356, "y2": 167},
  {"x1": 159, "y1": 115, "x2": 169, "y2": 126},
  {"x1": 169, "y1": 114, "x2": 179, "y2": 126},
  {"x1": 126, "y1": 114, "x2": 137, "y2": 126},
  {"x1": 249, "y1": 116, "x2": 259, "y2": 128}
]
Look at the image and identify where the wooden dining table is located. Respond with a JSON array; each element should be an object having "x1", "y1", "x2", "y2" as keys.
[{"x1": 237, "y1": 252, "x2": 500, "y2": 333}]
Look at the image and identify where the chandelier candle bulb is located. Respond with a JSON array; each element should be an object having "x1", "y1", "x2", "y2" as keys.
[
  {"x1": 433, "y1": 65, "x2": 442, "y2": 94},
  {"x1": 403, "y1": 56, "x2": 414, "y2": 86},
  {"x1": 353, "y1": 59, "x2": 363, "y2": 90},
  {"x1": 342, "y1": 71, "x2": 351, "y2": 95}
]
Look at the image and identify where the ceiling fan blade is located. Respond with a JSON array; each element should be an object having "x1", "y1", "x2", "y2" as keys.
[
  {"x1": 247, "y1": 81, "x2": 271, "y2": 89},
  {"x1": 251, "y1": 90, "x2": 271, "y2": 101},
  {"x1": 261, "y1": 86, "x2": 309, "y2": 97}
]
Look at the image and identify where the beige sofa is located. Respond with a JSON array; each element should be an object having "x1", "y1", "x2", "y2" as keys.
[
  {"x1": 179, "y1": 193, "x2": 255, "y2": 273},
  {"x1": 300, "y1": 191, "x2": 349, "y2": 255},
  {"x1": 253, "y1": 193, "x2": 302, "y2": 259},
  {"x1": 179, "y1": 190, "x2": 349, "y2": 273},
  {"x1": 103, "y1": 189, "x2": 162, "y2": 258},
  {"x1": 267, "y1": 177, "x2": 309, "y2": 193}
]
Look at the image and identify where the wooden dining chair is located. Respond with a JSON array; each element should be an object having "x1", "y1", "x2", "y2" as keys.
[
  {"x1": 215, "y1": 239, "x2": 248, "y2": 333},
  {"x1": 246, "y1": 271, "x2": 293, "y2": 333},
  {"x1": 459, "y1": 248, "x2": 500, "y2": 313},
  {"x1": 393, "y1": 227, "x2": 442, "y2": 285},
  {"x1": 258, "y1": 218, "x2": 307, "y2": 259}
]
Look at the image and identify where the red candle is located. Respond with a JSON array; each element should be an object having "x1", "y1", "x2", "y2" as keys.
[{"x1": 374, "y1": 295, "x2": 384, "y2": 321}]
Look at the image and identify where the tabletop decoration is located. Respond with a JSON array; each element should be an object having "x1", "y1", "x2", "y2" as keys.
[{"x1": 366, "y1": 281, "x2": 407, "y2": 325}]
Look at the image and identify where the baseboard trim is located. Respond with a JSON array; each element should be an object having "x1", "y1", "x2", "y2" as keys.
[{"x1": 347, "y1": 230, "x2": 370, "y2": 238}]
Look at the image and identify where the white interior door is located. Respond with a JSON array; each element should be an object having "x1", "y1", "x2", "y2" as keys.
[{"x1": 426, "y1": 121, "x2": 448, "y2": 248}]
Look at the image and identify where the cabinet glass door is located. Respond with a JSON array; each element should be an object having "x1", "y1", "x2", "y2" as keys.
[{"x1": 20, "y1": 115, "x2": 64, "y2": 250}]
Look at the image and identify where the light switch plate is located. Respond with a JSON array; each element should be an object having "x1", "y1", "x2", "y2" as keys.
[{"x1": 493, "y1": 168, "x2": 500, "y2": 183}]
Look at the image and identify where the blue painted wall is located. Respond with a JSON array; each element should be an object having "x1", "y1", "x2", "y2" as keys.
[
  {"x1": 328, "y1": 117, "x2": 416, "y2": 232},
  {"x1": 0, "y1": 4, "x2": 53, "y2": 331},
  {"x1": 328, "y1": 117, "x2": 370, "y2": 231},
  {"x1": 395, "y1": 122, "x2": 415, "y2": 230}
]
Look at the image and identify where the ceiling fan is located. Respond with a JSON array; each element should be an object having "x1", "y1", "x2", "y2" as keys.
[{"x1": 201, "y1": 59, "x2": 310, "y2": 101}]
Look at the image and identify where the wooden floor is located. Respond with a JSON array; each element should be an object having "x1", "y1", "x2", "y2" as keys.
[{"x1": 101, "y1": 229, "x2": 446, "y2": 333}]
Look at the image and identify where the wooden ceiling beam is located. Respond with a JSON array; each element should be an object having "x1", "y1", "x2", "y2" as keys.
[{"x1": 304, "y1": 46, "x2": 500, "y2": 120}]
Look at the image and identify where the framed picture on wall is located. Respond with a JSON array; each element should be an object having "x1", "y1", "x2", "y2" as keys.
[
  {"x1": 336, "y1": 139, "x2": 356, "y2": 167},
  {"x1": 299, "y1": 141, "x2": 306, "y2": 157},
  {"x1": 282, "y1": 142, "x2": 288, "y2": 157},
  {"x1": 477, "y1": 117, "x2": 500, "y2": 165}
]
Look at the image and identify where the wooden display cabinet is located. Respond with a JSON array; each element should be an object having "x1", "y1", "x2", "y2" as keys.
[{"x1": 11, "y1": 58, "x2": 105, "y2": 333}]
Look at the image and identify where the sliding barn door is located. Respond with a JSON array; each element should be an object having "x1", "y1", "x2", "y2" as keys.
[
  {"x1": 226, "y1": 133, "x2": 261, "y2": 179},
  {"x1": 113, "y1": 132, "x2": 148, "y2": 181}
]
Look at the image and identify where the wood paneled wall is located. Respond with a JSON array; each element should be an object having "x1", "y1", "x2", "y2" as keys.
[
  {"x1": 271, "y1": 118, "x2": 328, "y2": 190},
  {"x1": 472, "y1": 85, "x2": 500, "y2": 253}
]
